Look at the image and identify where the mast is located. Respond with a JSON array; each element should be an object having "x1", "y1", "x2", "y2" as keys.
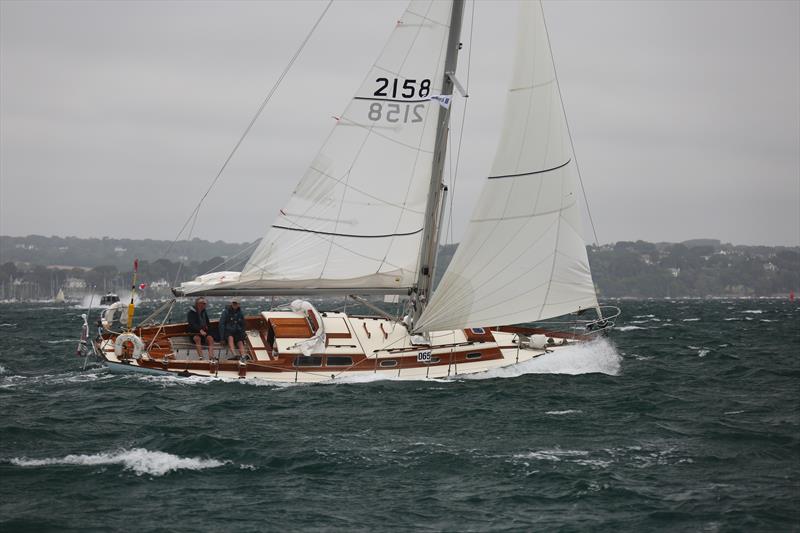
[{"x1": 413, "y1": 0, "x2": 465, "y2": 323}]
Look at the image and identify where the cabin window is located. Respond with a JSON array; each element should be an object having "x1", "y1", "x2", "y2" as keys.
[
  {"x1": 379, "y1": 360, "x2": 398, "y2": 368},
  {"x1": 293, "y1": 356, "x2": 323, "y2": 367},
  {"x1": 429, "y1": 356, "x2": 440, "y2": 364},
  {"x1": 326, "y1": 356, "x2": 353, "y2": 367},
  {"x1": 466, "y1": 352, "x2": 482, "y2": 360},
  {"x1": 471, "y1": 327, "x2": 486, "y2": 334}
]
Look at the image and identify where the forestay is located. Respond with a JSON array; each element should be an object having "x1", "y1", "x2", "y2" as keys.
[
  {"x1": 415, "y1": 1, "x2": 598, "y2": 332},
  {"x1": 182, "y1": 1, "x2": 455, "y2": 295}
]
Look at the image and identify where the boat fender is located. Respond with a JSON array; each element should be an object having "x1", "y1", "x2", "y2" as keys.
[
  {"x1": 526, "y1": 334, "x2": 550, "y2": 350},
  {"x1": 114, "y1": 333, "x2": 145, "y2": 360}
]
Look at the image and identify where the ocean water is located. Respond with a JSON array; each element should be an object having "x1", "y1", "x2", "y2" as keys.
[{"x1": 0, "y1": 299, "x2": 798, "y2": 532}]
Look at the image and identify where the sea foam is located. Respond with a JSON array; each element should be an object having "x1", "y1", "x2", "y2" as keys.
[
  {"x1": 464, "y1": 338, "x2": 621, "y2": 379},
  {"x1": 10, "y1": 448, "x2": 227, "y2": 476}
]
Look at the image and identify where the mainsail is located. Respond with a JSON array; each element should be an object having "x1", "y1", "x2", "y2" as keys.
[
  {"x1": 181, "y1": 1, "x2": 456, "y2": 296},
  {"x1": 415, "y1": 1, "x2": 598, "y2": 332}
]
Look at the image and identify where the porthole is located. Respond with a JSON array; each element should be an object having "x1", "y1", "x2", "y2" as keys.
[{"x1": 293, "y1": 356, "x2": 323, "y2": 367}]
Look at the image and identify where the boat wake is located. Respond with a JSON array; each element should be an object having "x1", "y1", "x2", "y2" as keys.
[
  {"x1": 8, "y1": 448, "x2": 229, "y2": 477},
  {"x1": 461, "y1": 338, "x2": 621, "y2": 379}
]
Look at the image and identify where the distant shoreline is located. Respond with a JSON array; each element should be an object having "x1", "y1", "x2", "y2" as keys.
[{"x1": 1, "y1": 235, "x2": 798, "y2": 300}]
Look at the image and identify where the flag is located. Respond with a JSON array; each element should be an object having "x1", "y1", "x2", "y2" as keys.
[
  {"x1": 139, "y1": 283, "x2": 147, "y2": 290},
  {"x1": 428, "y1": 95, "x2": 451, "y2": 109}
]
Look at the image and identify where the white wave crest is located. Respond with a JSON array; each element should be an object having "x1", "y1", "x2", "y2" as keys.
[
  {"x1": 464, "y1": 338, "x2": 621, "y2": 379},
  {"x1": 0, "y1": 323, "x2": 17, "y2": 327},
  {"x1": 618, "y1": 325, "x2": 646, "y2": 331},
  {"x1": 545, "y1": 409, "x2": 583, "y2": 416},
  {"x1": 0, "y1": 365, "x2": 6, "y2": 375},
  {"x1": 742, "y1": 309, "x2": 763, "y2": 314},
  {"x1": 10, "y1": 448, "x2": 227, "y2": 476},
  {"x1": 1, "y1": 371, "x2": 113, "y2": 389}
]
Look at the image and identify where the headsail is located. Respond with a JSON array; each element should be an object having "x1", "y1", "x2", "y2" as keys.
[
  {"x1": 181, "y1": 1, "x2": 456, "y2": 296},
  {"x1": 415, "y1": 1, "x2": 598, "y2": 332}
]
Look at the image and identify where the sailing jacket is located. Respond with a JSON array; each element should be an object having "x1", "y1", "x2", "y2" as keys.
[
  {"x1": 219, "y1": 305, "x2": 245, "y2": 340},
  {"x1": 187, "y1": 306, "x2": 211, "y2": 334}
]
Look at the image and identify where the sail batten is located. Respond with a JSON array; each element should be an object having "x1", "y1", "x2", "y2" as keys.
[{"x1": 415, "y1": 1, "x2": 598, "y2": 333}]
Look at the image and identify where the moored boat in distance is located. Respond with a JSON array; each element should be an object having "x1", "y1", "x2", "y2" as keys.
[{"x1": 81, "y1": 0, "x2": 619, "y2": 382}]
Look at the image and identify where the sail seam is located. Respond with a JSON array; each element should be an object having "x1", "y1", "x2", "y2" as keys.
[
  {"x1": 307, "y1": 165, "x2": 426, "y2": 214},
  {"x1": 405, "y1": 9, "x2": 451, "y2": 28},
  {"x1": 487, "y1": 159, "x2": 571, "y2": 180},
  {"x1": 419, "y1": 218, "x2": 559, "y2": 324},
  {"x1": 335, "y1": 117, "x2": 435, "y2": 153},
  {"x1": 509, "y1": 77, "x2": 556, "y2": 92},
  {"x1": 272, "y1": 225, "x2": 423, "y2": 239},
  {"x1": 470, "y1": 198, "x2": 577, "y2": 223}
]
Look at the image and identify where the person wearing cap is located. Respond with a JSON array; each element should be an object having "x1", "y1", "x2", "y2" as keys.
[
  {"x1": 219, "y1": 298, "x2": 247, "y2": 358},
  {"x1": 187, "y1": 297, "x2": 216, "y2": 360}
]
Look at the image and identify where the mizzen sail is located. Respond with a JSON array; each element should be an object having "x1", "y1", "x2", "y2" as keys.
[{"x1": 415, "y1": 0, "x2": 598, "y2": 332}]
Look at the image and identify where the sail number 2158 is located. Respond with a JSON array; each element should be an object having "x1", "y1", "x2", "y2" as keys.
[
  {"x1": 374, "y1": 77, "x2": 431, "y2": 99},
  {"x1": 367, "y1": 77, "x2": 430, "y2": 124}
]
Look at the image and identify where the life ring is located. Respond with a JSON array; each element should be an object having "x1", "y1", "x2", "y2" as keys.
[{"x1": 114, "y1": 333, "x2": 145, "y2": 360}]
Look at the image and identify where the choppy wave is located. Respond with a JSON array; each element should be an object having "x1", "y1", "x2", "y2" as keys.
[
  {"x1": 9, "y1": 448, "x2": 228, "y2": 476},
  {"x1": 545, "y1": 409, "x2": 583, "y2": 416},
  {"x1": 618, "y1": 325, "x2": 646, "y2": 331},
  {"x1": 0, "y1": 370, "x2": 112, "y2": 389},
  {"x1": 512, "y1": 444, "x2": 694, "y2": 470}
]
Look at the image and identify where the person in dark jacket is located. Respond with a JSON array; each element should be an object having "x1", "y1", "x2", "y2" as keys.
[
  {"x1": 187, "y1": 297, "x2": 215, "y2": 359},
  {"x1": 219, "y1": 299, "x2": 246, "y2": 358}
]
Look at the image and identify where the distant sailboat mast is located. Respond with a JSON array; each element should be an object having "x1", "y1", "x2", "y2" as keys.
[{"x1": 413, "y1": 0, "x2": 465, "y2": 322}]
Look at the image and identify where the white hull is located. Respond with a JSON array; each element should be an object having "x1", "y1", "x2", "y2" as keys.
[{"x1": 95, "y1": 308, "x2": 583, "y2": 384}]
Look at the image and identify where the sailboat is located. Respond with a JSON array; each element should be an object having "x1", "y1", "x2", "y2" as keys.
[
  {"x1": 82, "y1": 0, "x2": 618, "y2": 382},
  {"x1": 54, "y1": 288, "x2": 66, "y2": 304}
]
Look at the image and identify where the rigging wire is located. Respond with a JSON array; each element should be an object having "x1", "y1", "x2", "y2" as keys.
[
  {"x1": 444, "y1": 0, "x2": 476, "y2": 245},
  {"x1": 163, "y1": 0, "x2": 335, "y2": 285},
  {"x1": 540, "y1": 1, "x2": 600, "y2": 246}
]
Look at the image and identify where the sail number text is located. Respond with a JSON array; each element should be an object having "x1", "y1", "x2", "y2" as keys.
[
  {"x1": 374, "y1": 77, "x2": 431, "y2": 99},
  {"x1": 367, "y1": 77, "x2": 430, "y2": 124},
  {"x1": 368, "y1": 102, "x2": 424, "y2": 123}
]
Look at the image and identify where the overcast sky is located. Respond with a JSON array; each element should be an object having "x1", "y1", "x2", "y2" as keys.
[{"x1": 1, "y1": 0, "x2": 798, "y2": 248}]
